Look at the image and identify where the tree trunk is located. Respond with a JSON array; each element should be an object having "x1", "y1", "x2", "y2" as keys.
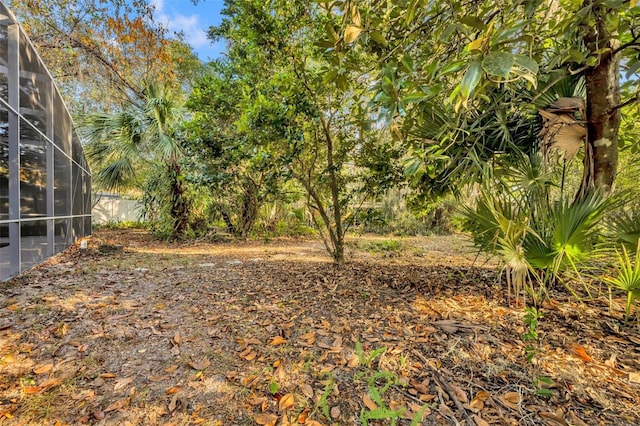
[
  {"x1": 168, "y1": 159, "x2": 189, "y2": 236},
  {"x1": 321, "y1": 116, "x2": 345, "y2": 264},
  {"x1": 577, "y1": 0, "x2": 621, "y2": 198}
]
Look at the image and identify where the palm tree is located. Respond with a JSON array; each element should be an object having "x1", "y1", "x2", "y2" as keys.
[{"x1": 80, "y1": 83, "x2": 189, "y2": 236}]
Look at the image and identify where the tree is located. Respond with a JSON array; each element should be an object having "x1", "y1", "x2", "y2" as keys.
[
  {"x1": 80, "y1": 83, "x2": 190, "y2": 236},
  {"x1": 185, "y1": 61, "x2": 284, "y2": 238},
  {"x1": 328, "y1": 0, "x2": 640, "y2": 198},
  {"x1": 13, "y1": 0, "x2": 201, "y2": 110},
  {"x1": 203, "y1": 0, "x2": 383, "y2": 263}
]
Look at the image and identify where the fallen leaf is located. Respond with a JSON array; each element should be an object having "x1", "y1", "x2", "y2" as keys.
[
  {"x1": 114, "y1": 377, "x2": 134, "y2": 391},
  {"x1": 168, "y1": 393, "x2": 179, "y2": 412},
  {"x1": 71, "y1": 390, "x2": 95, "y2": 401},
  {"x1": 104, "y1": 398, "x2": 129, "y2": 412},
  {"x1": 539, "y1": 410, "x2": 568, "y2": 426},
  {"x1": 165, "y1": 386, "x2": 180, "y2": 395},
  {"x1": 254, "y1": 413, "x2": 278, "y2": 426},
  {"x1": 270, "y1": 336, "x2": 287, "y2": 346},
  {"x1": 165, "y1": 365, "x2": 179, "y2": 373},
  {"x1": 297, "y1": 408, "x2": 310, "y2": 423},
  {"x1": 629, "y1": 372, "x2": 640, "y2": 384},
  {"x1": 503, "y1": 391, "x2": 521, "y2": 404},
  {"x1": 279, "y1": 393, "x2": 295, "y2": 411},
  {"x1": 23, "y1": 386, "x2": 41, "y2": 394},
  {"x1": 473, "y1": 415, "x2": 490, "y2": 426},
  {"x1": 33, "y1": 364, "x2": 53, "y2": 375},
  {"x1": 450, "y1": 384, "x2": 468, "y2": 403},
  {"x1": 362, "y1": 393, "x2": 377, "y2": 411},
  {"x1": 93, "y1": 411, "x2": 105, "y2": 420},
  {"x1": 330, "y1": 405, "x2": 341, "y2": 419},
  {"x1": 300, "y1": 384, "x2": 314, "y2": 399},
  {"x1": 99, "y1": 373, "x2": 117, "y2": 379},
  {"x1": 172, "y1": 331, "x2": 182, "y2": 346},
  {"x1": 569, "y1": 343, "x2": 592, "y2": 362},
  {"x1": 39, "y1": 378, "x2": 62, "y2": 391},
  {"x1": 187, "y1": 358, "x2": 211, "y2": 371},
  {"x1": 303, "y1": 421, "x2": 324, "y2": 426}
]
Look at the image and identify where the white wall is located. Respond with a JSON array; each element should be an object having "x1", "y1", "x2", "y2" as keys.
[{"x1": 92, "y1": 195, "x2": 144, "y2": 224}]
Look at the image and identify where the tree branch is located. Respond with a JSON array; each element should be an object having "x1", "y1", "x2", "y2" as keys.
[{"x1": 609, "y1": 92, "x2": 640, "y2": 113}]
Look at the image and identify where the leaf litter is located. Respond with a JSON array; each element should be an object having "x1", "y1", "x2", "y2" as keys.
[{"x1": 0, "y1": 228, "x2": 638, "y2": 425}]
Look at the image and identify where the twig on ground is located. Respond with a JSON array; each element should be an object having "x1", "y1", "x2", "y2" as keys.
[{"x1": 412, "y1": 349, "x2": 476, "y2": 426}]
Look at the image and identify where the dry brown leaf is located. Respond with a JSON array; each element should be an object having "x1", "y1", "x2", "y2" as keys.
[
  {"x1": 303, "y1": 421, "x2": 324, "y2": 426},
  {"x1": 71, "y1": 390, "x2": 95, "y2": 401},
  {"x1": 279, "y1": 393, "x2": 294, "y2": 411},
  {"x1": 165, "y1": 386, "x2": 180, "y2": 395},
  {"x1": 330, "y1": 405, "x2": 341, "y2": 419},
  {"x1": 254, "y1": 413, "x2": 278, "y2": 426},
  {"x1": 569, "y1": 410, "x2": 590, "y2": 426},
  {"x1": 362, "y1": 393, "x2": 377, "y2": 411},
  {"x1": 172, "y1": 331, "x2": 182, "y2": 346},
  {"x1": 187, "y1": 358, "x2": 211, "y2": 371},
  {"x1": 270, "y1": 336, "x2": 287, "y2": 346},
  {"x1": 539, "y1": 411, "x2": 568, "y2": 426},
  {"x1": 39, "y1": 378, "x2": 62, "y2": 391},
  {"x1": 347, "y1": 353, "x2": 359, "y2": 368},
  {"x1": 297, "y1": 408, "x2": 310, "y2": 423},
  {"x1": 473, "y1": 415, "x2": 490, "y2": 426},
  {"x1": 467, "y1": 398, "x2": 484, "y2": 413},
  {"x1": 114, "y1": 377, "x2": 134, "y2": 391},
  {"x1": 503, "y1": 391, "x2": 521, "y2": 404},
  {"x1": 629, "y1": 372, "x2": 640, "y2": 384},
  {"x1": 244, "y1": 350, "x2": 258, "y2": 361},
  {"x1": 450, "y1": 384, "x2": 468, "y2": 403},
  {"x1": 168, "y1": 393, "x2": 179, "y2": 413},
  {"x1": 248, "y1": 396, "x2": 267, "y2": 405},
  {"x1": 23, "y1": 386, "x2": 41, "y2": 394},
  {"x1": 301, "y1": 384, "x2": 314, "y2": 399},
  {"x1": 165, "y1": 365, "x2": 179, "y2": 373},
  {"x1": 104, "y1": 398, "x2": 129, "y2": 412},
  {"x1": 99, "y1": 373, "x2": 117, "y2": 379},
  {"x1": 569, "y1": 343, "x2": 593, "y2": 362},
  {"x1": 33, "y1": 364, "x2": 53, "y2": 375}
]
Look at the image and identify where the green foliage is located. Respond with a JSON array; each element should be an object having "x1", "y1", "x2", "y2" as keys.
[
  {"x1": 604, "y1": 246, "x2": 640, "y2": 323},
  {"x1": 461, "y1": 154, "x2": 613, "y2": 302},
  {"x1": 355, "y1": 341, "x2": 386, "y2": 368},
  {"x1": 522, "y1": 307, "x2": 543, "y2": 363},
  {"x1": 315, "y1": 372, "x2": 334, "y2": 421},
  {"x1": 608, "y1": 210, "x2": 640, "y2": 255}
]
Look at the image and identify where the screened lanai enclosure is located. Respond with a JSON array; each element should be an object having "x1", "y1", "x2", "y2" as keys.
[{"x1": 0, "y1": 1, "x2": 91, "y2": 281}]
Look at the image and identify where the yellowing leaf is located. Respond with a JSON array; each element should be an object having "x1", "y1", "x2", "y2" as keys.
[
  {"x1": 279, "y1": 393, "x2": 294, "y2": 411},
  {"x1": 468, "y1": 37, "x2": 485, "y2": 51},
  {"x1": 344, "y1": 26, "x2": 362, "y2": 43},
  {"x1": 362, "y1": 393, "x2": 377, "y2": 411}
]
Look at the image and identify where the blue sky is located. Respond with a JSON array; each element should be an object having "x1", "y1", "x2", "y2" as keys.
[{"x1": 152, "y1": 0, "x2": 226, "y2": 61}]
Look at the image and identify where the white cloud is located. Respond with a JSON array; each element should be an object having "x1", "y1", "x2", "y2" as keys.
[{"x1": 152, "y1": 0, "x2": 209, "y2": 48}]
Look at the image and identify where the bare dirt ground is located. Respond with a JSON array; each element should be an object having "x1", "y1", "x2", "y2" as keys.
[{"x1": 1, "y1": 229, "x2": 639, "y2": 425}]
